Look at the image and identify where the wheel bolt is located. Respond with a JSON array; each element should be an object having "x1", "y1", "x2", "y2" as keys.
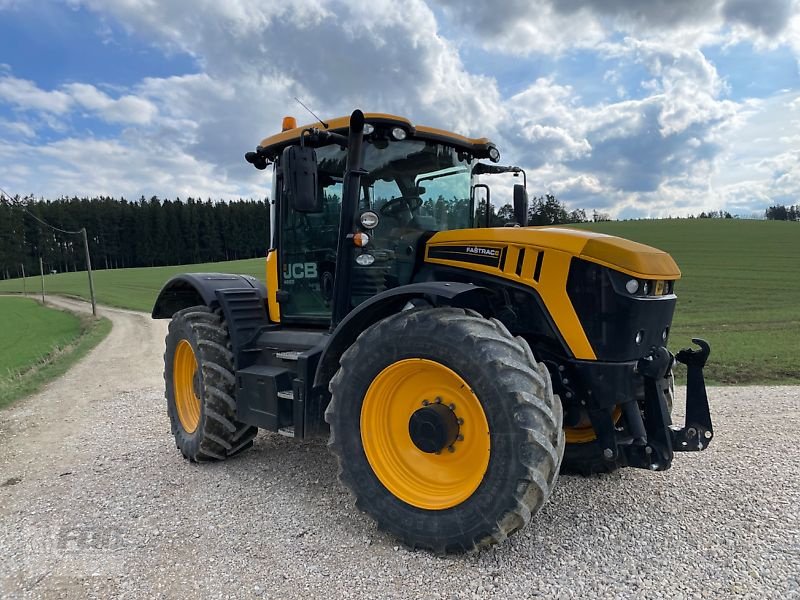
[
  {"x1": 422, "y1": 399, "x2": 429, "y2": 406},
  {"x1": 457, "y1": 434, "x2": 464, "y2": 442},
  {"x1": 457, "y1": 418, "x2": 464, "y2": 425},
  {"x1": 435, "y1": 397, "x2": 442, "y2": 404},
  {"x1": 448, "y1": 403, "x2": 456, "y2": 410},
  {"x1": 447, "y1": 446, "x2": 455, "y2": 453}
]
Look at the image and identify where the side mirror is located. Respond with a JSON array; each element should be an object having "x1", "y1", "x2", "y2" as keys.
[
  {"x1": 282, "y1": 145, "x2": 321, "y2": 212},
  {"x1": 513, "y1": 184, "x2": 528, "y2": 226}
]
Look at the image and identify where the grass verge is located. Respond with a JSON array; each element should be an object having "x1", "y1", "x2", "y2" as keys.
[{"x1": 0, "y1": 298, "x2": 112, "y2": 409}]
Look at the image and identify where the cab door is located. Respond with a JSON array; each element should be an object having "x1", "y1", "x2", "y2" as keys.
[{"x1": 279, "y1": 179, "x2": 342, "y2": 324}]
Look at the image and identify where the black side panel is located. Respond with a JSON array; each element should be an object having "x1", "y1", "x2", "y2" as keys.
[
  {"x1": 235, "y1": 365, "x2": 292, "y2": 430},
  {"x1": 151, "y1": 272, "x2": 267, "y2": 319},
  {"x1": 417, "y1": 265, "x2": 571, "y2": 358}
]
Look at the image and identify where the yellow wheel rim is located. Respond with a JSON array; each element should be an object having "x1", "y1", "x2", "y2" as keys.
[
  {"x1": 173, "y1": 339, "x2": 201, "y2": 434},
  {"x1": 564, "y1": 406, "x2": 622, "y2": 444},
  {"x1": 360, "y1": 359, "x2": 490, "y2": 511}
]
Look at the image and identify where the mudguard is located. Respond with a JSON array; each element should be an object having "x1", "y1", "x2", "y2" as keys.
[
  {"x1": 151, "y1": 272, "x2": 267, "y2": 319},
  {"x1": 313, "y1": 281, "x2": 491, "y2": 388}
]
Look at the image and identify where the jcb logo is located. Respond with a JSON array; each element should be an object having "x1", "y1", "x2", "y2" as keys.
[{"x1": 284, "y1": 262, "x2": 318, "y2": 281}]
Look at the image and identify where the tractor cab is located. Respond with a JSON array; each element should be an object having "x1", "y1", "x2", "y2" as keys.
[{"x1": 247, "y1": 111, "x2": 526, "y2": 328}]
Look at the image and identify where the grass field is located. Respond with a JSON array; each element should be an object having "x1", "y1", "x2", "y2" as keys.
[
  {"x1": 0, "y1": 219, "x2": 797, "y2": 384},
  {"x1": 0, "y1": 258, "x2": 265, "y2": 313},
  {"x1": 0, "y1": 297, "x2": 112, "y2": 408}
]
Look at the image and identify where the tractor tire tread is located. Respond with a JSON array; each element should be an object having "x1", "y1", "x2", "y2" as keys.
[
  {"x1": 326, "y1": 307, "x2": 564, "y2": 553},
  {"x1": 164, "y1": 305, "x2": 257, "y2": 462}
]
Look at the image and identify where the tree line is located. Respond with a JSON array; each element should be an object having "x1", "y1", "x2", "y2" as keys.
[
  {"x1": 765, "y1": 204, "x2": 800, "y2": 221},
  {"x1": 478, "y1": 194, "x2": 603, "y2": 226},
  {"x1": 0, "y1": 196, "x2": 269, "y2": 280},
  {"x1": 0, "y1": 192, "x2": 606, "y2": 280}
]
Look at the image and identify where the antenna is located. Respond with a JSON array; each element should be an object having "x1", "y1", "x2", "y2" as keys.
[{"x1": 294, "y1": 97, "x2": 328, "y2": 129}]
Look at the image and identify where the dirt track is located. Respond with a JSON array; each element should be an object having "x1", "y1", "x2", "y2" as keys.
[{"x1": 1, "y1": 297, "x2": 798, "y2": 599}]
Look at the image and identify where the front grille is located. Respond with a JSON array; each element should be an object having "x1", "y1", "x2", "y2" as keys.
[{"x1": 567, "y1": 258, "x2": 677, "y2": 361}]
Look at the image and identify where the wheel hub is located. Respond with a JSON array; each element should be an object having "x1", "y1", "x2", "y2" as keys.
[{"x1": 409, "y1": 403, "x2": 459, "y2": 453}]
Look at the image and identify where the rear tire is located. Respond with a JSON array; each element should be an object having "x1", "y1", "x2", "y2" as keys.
[
  {"x1": 164, "y1": 305, "x2": 257, "y2": 461},
  {"x1": 326, "y1": 307, "x2": 564, "y2": 553}
]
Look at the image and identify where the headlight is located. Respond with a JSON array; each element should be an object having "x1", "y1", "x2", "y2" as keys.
[
  {"x1": 355, "y1": 253, "x2": 375, "y2": 266},
  {"x1": 359, "y1": 211, "x2": 379, "y2": 229},
  {"x1": 488, "y1": 147, "x2": 500, "y2": 162},
  {"x1": 625, "y1": 279, "x2": 639, "y2": 294},
  {"x1": 363, "y1": 123, "x2": 375, "y2": 135},
  {"x1": 391, "y1": 127, "x2": 407, "y2": 140}
]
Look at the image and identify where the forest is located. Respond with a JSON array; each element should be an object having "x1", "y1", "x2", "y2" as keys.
[{"x1": 0, "y1": 196, "x2": 269, "y2": 280}]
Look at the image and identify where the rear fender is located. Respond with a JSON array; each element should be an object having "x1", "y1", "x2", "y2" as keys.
[{"x1": 151, "y1": 273, "x2": 267, "y2": 319}]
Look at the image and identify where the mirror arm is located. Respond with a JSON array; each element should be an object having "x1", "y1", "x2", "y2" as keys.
[{"x1": 302, "y1": 128, "x2": 349, "y2": 148}]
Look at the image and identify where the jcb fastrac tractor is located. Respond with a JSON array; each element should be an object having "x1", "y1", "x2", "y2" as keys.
[{"x1": 153, "y1": 110, "x2": 714, "y2": 553}]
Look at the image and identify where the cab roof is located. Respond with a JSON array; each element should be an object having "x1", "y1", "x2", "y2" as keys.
[{"x1": 257, "y1": 112, "x2": 496, "y2": 159}]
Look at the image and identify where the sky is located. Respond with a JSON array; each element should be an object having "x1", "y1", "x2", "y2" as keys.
[{"x1": 0, "y1": 0, "x2": 799, "y2": 218}]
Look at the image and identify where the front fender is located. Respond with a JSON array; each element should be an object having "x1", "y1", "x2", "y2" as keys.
[
  {"x1": 151, "y1": 272, "x2": 266, "y2": 319},
  {"x1": 313, "y1": 281, "x2": 491, "y2": 388}
]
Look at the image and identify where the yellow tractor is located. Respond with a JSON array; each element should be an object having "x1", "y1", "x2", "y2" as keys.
[{"x1": 152, "y1": 110, "x2": 713, "y2": 553}]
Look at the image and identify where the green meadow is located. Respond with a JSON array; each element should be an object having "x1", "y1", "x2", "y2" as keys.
[
  {"x1": 0, "y1": 219, "x2": 797, "y2": 384},
  {"x1": 0, "y1": 258, "x2": 266, "y2": 313}
]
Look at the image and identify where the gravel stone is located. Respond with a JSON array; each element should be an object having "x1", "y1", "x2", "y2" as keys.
[{"x1": 1, "y1": 297, "x2": 798, "y2": 599}]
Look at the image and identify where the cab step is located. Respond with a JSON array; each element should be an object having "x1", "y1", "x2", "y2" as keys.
[
  {"x1": 277, "y1": 426, "x2": 295, "y2": 437},
  {"x1": 277, "y1": 389, "x2": 294, "y2": 400}
]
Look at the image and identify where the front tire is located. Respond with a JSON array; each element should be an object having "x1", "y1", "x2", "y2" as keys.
[
  {"x1": 164, "y1": 305, "x2": 257, "y2": 461},
  {"x1": 325, "y1": 308, "x2": 564, "y2": 553}
]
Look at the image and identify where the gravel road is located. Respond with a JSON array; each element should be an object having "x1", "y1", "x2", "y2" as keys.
[{"x1": 1, "y1": 297, "x2": 798, "y2": 599}]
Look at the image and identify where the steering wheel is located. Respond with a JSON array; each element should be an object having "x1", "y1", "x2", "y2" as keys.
[{"x1": 379, "y1": 196, "x2": 423, "y2": 217}]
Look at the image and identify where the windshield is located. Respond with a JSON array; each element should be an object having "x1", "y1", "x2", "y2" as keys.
[{"x1": 313, "y1": 139, "x2": 475, "y2": 229}]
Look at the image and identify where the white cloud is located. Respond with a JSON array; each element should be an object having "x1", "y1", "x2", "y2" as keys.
[
  {"x1": 63, "y1": 83, "x2": 157, "y2": 125},
  {"x1": 0, "y1": 118, "x2": 35, "y2": 138},
  {"x1": 0, "y1": 75, "x2": 158, "y2": 125},
  {"x1": 0, "y1": 75, "x2": 72, "y2": 113}
]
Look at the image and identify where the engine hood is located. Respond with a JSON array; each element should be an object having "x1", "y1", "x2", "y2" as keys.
[{"x1": 426, "y1": 226, "x2": 680, "y2": 280}]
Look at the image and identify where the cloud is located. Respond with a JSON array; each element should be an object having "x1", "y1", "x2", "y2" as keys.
[
  {"x1": 63, "y1": 83, "x2": 157, "y2": 125},
  {"x1": 0, "y1": 75, "x2": 72, "y2": 113},
  {"x1": 0, "y1": 134, "x2": 267, "y2": 201},
  {"x1": 500, "y1": 40, "x2": 739, "y2": 214},
  {"x1": 722, "y1": 0, "x2": 794, "y2": 35},
  {"x1": 0, "y1": 118, "x2": 35, "y2": 138},
  {"x1": 0, "y1": 75, "x2": 158, "y2": 125},
  {"x1": 0, "y1": 0, "x2": 798, "y2": 217},
  {"x1": 56, "y1": 0, "x2": 504, "y2": 190},
  {"x1": 433, "y1": 0, "x2": 800, "y2": 55}
]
